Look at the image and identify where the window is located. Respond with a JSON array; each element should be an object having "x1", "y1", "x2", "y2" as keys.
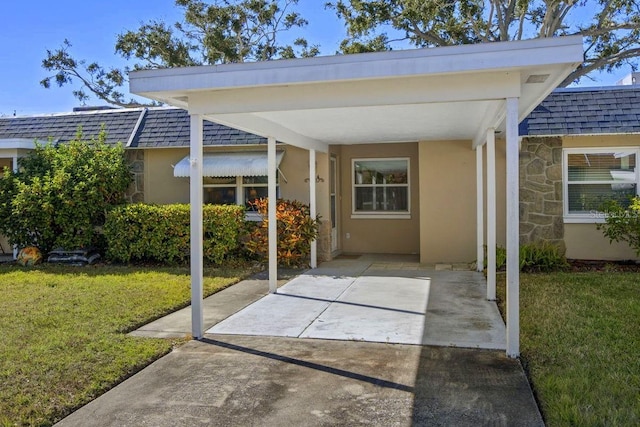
[
  {"x1": 203, "y1": 177, "x2": 237, "y2": 205},
  {"x1": 203, "y1": 175, "x2": 277, "y2": 212},
  {"x1": 242, "y1": 176, "x2": 269, "y2": 210},
  {"x1": 564, "y1": 148, "x2": 639, "y2": 222},
  {"x1": 352, "y1": 158, "x2": 410, "y2": 218}
]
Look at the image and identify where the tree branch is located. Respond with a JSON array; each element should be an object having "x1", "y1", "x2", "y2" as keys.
[{"x1": 561, "y1": 47, "x2": 640, "y2": 86}]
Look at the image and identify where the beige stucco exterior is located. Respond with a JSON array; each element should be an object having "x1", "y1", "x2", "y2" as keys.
[
  {"x1": 140, "y1": 135, "x2": 640, "y2": 263},
  {"x1": 562, "y1": 134, "x2": 640, "y2": 149},
  {"x1": 565, "y1": 224, "x2": 638, "y2": 260},
  {"x1": 336, "y1": 142, "x2": 420, "y2": 255},
  {"x1": 144, "y1": 148, "x2": 190, "y2": 204},
  {"x1": 418, "y1": 140, "x2": 507, "y2": 263}
]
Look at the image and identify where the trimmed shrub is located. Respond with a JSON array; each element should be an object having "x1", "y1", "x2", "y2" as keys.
[
  {"x1": 104, "y1": 203, "x2": 245, "y2": 265},
  {"x1": 486, "y1": 242, "x2": 568, "y2": 272},
  {"x1": 519, "y1": 242, "x2": 569, "y2": 272},
  {"x1": 244, "y1": 198, "x2": 320, "y2": 267},
  {"x1": 597, "y1": 197, "x2": 640, "y2": 256}
]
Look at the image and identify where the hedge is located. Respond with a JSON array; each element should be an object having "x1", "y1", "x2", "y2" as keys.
[{"x1": 103, "y1": 204, "x2": 246, "y2": 265}]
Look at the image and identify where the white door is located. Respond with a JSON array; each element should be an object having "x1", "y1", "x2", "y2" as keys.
[{"x1": 330, "y1": 156, "x2": 338, "y2": 252}]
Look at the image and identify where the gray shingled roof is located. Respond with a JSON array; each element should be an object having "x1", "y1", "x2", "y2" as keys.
[
  {"x1": 0, "y1": 109, "x2": 141, "y2": 145},
  {"x1": 135, "y1": 108, "x2": 266, "y2": 148},
  {"x1": 521, "y1": 85, "x2": 640, "y2": 136},
  {"x1": 0, "y1": 107, "x2": 267, "y2": 148}
]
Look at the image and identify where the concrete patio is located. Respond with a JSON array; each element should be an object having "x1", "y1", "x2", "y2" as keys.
[{"x1": 207, "y1": 255, "x2": 506, "y2": 350}]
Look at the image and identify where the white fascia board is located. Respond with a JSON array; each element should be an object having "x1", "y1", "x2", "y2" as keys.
[
  {"x1": 202, "y1": 113, "x2": 329, "y2": 153},
  {"x1": 130, "y1": 36, "x2": 584, "y2": 96},
  {"x1": 0, "y1": 138, "x2": 42, "y2": 149},
  {"x1": 187, "y1": 72, "x2": 521, "y2": 115}
]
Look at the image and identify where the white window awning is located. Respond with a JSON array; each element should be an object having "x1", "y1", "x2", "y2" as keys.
[{"x1": 173, "y1": 151, "x2": 284, "y2": 177}]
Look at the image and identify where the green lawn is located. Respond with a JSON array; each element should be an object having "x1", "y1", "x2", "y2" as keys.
[
  {"x1": 497, "y1": 272, "x2": 640, "y2": 426},
  {"x1": 0, "y1": 264, "x2": 251, "y2": 427}
]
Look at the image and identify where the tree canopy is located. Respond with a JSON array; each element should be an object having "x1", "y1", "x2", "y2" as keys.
[
  {"x1": 41, "y1": 0, "x2": 640, "y2": 106},
  {"x1": 41, "y1": 0, "x2": 317, "y2": 107},
  {"x1": 329, "y1": 0, "x2": 640, "y2": 86}
]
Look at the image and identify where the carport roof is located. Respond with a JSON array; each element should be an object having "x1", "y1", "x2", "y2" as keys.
[{"x1": 130, "y1": 36, "x2": 584, "y2": 152}]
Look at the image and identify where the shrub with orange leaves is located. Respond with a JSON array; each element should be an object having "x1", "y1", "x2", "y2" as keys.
[{"x1": 244, "y1": 198, "x2": 320, "y2": 267}]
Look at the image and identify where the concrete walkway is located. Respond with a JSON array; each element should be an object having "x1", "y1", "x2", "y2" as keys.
[
  {"x1": 57, "y1": 336, "x2": 543, "y2": 427},
  {"x1": 56, "y1": 255, "x2": 543, "y2": 426},
  {"x1": 129, "y1": 269, "x2": 299, "y2": 339}
]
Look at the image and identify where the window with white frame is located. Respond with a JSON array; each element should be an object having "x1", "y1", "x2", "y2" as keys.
[
  {"x1": 564, "y1": 148, "x2": 639, "y2": 222},
  {"x1": 203, "y1": 177, "x2": 238, "y2": 205},
  {"x1": 242, "y1": 176, "x2": 270, "y2": 209},
  {"x1": 203, "y1": 176, "x2": 277, "y2": 211},
  {"x1": 352, "y1": 158, "x2": 410, "y2": 218}
]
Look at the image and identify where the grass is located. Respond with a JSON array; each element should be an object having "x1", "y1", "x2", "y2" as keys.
[
  {"x1": 0, "y1": 263, "x2": 252, "y2": 427},
  {"x1": 497, "y1": 272, "x2": 640, "y2": 426}
]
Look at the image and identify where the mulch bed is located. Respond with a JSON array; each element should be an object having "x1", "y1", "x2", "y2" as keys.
[{"x1": 568, "y1": 259, "x2": 640, "y2": 272}]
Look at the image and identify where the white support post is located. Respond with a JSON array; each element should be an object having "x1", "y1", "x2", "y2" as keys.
[
  {"x1": 476, "y1": 145, "x2": 484, "y2": 272},
  {"x1": 189, "y1": 114, "x2": 204, "y2": 339},
  {"x1": 268, "y1": 137, "x2": 278, "y2": 293},
  {"x1": 505, "y1": 97, "x2": 520, "y2": 358},
  {"x1": 487, "y1": 129, "x2": 497, "y2": 301},
  {"x1": 309, "y1": 149, "x2": 318, "y2": 268}
]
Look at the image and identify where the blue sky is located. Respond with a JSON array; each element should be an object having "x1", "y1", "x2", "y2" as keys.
[
  {"x1": 0, "y1": 1, "x2": 633, "y2": 117},
  {"x1": 0, "y1": 1, "x2": 344, "y2": 116}
]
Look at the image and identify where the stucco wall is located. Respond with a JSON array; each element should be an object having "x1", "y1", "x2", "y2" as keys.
[
  {"x1": 144, "y1": 148, "x2": 190, "y2": 204},
  {"x1": 419, "y1": 140, "x2": 486, "y2": 263},
  {"x1": 562, "y1": 134, "x2": 640, "y2": 149},
  {"x1": 565, "y1": 224, "x2": 638, "y2": 260},
  {"x1": 338, "y1": 143, "x2": 420, "y2": 255}
]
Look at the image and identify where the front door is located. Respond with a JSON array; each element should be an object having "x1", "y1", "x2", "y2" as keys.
[{"x1": 330, "y1": 155, "x2": 338, "y2": 252}]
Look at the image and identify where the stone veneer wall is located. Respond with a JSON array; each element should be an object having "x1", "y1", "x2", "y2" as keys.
[
  {"x1": 125, "y1": 150, "x2": 145, "y2": 203},
  {"x1": 519, "y1": 137, "x2": 565, "y2": 250}
]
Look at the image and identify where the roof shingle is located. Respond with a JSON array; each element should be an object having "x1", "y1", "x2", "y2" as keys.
[
  {"x1": 0, "y1": 107, "x2": 267, "y2": 148},
  {"x1": 521, "y1": 86, "x2": 640, "y2": 136}
]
